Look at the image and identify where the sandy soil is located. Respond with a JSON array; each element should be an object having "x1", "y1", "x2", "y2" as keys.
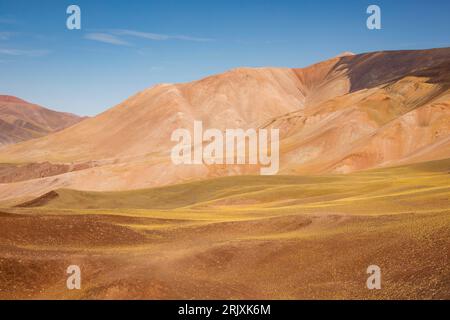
[{"x1": 0, "y1": 161, "x2": 448, "y2": 299}]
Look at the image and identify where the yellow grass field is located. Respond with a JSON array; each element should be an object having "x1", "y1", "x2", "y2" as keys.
[{"x1": 0, "y1": 159, "x2": 449, "y2": 299}]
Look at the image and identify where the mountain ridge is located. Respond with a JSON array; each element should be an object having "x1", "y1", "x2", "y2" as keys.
[
  {"x1": 0, "y1": 47, "x2": 449, "y2": 201},
  {"x1": 0, "y1": 95, "x2": 86, "y2": 146}
]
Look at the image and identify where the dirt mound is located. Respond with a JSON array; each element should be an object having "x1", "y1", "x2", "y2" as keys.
[{"x1": 15, "y1": 190, "x2": 60, "y2": 207}]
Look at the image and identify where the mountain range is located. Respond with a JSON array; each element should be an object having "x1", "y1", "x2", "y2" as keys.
[
  {"x1": 0, "y1": 47, "x2": 449, "y2": 202},
  {"x1": 1, "y1": 47, "x2": 449, "y2": 300}
]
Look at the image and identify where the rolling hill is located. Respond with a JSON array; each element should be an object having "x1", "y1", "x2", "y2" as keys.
[{"x1": 1, "y1": 158, "x2": 448, "y2": 299}]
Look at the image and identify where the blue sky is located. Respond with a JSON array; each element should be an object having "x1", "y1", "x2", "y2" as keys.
[{"x1": 0, "y1": 0, "x2": 449, "y2": 116}]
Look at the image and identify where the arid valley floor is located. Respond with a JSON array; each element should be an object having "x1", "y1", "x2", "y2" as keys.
[{"x1": 1, "y1": 159, "x2": 449, "y2": 299}]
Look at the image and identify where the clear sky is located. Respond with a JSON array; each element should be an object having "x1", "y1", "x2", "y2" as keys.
[{"x1": 0, "y1": 0, "x2": 449, "y2": 116}]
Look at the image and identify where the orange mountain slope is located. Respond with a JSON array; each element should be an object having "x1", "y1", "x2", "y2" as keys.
[
  {"x1": 0, "y1": 95, "x2": 85, "y2": 146},
  {"x1": 0, "y1": 48, "x2": 449, "y2": 201}
]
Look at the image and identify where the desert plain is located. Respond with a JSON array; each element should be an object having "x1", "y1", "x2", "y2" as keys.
[{"x1": 0, "y1": 159, "x2": 449, "y2": 299}]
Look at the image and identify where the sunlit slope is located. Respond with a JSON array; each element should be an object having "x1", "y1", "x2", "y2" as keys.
[
  {"x1": 18, "y1": 158, "x2": 450, "y2": 214},
  {"x1": 0, "y1": 48, "x2": 449, "y2": 202}
]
